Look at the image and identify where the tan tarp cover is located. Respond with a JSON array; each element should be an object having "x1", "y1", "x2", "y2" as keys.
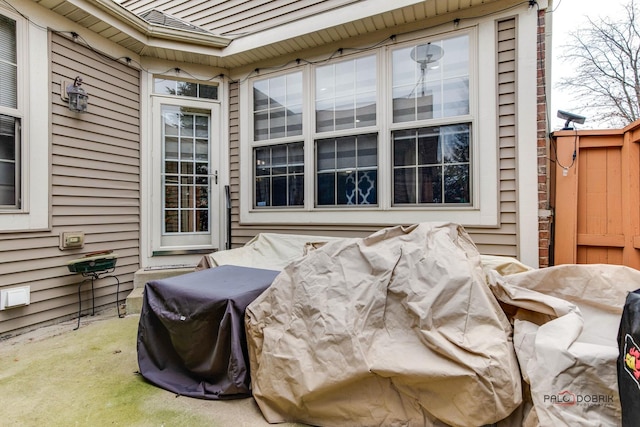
[
  {"x1": 245, "y1": 222, "x2": 522, "y2": 426},
  {"x1": 196, "y1": 233, "x2": 340, "y2": 270},
  {"x1": 488, "y1": 263, "x2": 640, "y2": 426}
]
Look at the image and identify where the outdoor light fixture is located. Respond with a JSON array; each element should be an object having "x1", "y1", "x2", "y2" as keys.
[
  {"x1": 66, "y1": 76, "x2": 88, "y2": 113},
  {"x1": 557, "y1": 109, "x2": 586, "y2": 130}
]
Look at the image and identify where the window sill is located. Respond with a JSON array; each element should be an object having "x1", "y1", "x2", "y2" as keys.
[{"x1": 240, "y1": 206, "x2": 498, "y2": 227}]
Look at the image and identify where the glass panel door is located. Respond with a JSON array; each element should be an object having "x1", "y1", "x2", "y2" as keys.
[{"x1": 153, "y1": 98, "x2": 220, "y2": 250}]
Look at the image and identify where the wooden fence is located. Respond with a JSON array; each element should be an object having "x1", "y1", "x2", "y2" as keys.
[{"x1": 553, "y1": 120, "x2": 640, "y2": 269}]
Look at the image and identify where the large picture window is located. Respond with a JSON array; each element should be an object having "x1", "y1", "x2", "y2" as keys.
[{"x1": 243, "y1": 29, "x2": 492, "y2": 225}]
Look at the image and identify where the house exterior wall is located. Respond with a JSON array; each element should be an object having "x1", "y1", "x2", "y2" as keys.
[
  {"x1": 0, "y1": 28, "x2": 141, "y2": 336},
  {"x1": 228, "y1": 14, "x2": 535, "y2": 263},
  {"x1": 1, "y1": 0, "x2": 549, "y2": 336}
]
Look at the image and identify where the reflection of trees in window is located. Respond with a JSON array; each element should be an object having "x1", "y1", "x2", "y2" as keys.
[
  {"x1": 162, "y1": 105, "x2": 211, "y2": 233},
  {"x1": 154, "y1": 78, "x2": 218, "y2": 100},
  {"x1": 393, "y1": 124, "x2": 470, "y2": 205}
]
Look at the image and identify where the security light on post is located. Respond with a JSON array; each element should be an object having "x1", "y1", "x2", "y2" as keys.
[{"x1": 557, "y1": 110, "x2": 586, "y2": 130}]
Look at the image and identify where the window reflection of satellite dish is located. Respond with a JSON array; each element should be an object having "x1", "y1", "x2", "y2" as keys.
[
  {"x1": 410, "y1": 43, "x2": 444, "y2": 97},
  {"x1": 410, "y1": 43, "x2": 444, "y2": 67}
]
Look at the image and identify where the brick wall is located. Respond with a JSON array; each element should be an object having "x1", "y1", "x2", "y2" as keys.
[{"x1": 537, "y1": 9, "x2": 551, "y2": 268}]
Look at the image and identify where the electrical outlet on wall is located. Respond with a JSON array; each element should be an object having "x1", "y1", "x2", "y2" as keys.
[{"x1": 59, "y1": 231, "x2": 85, "y2": 250}]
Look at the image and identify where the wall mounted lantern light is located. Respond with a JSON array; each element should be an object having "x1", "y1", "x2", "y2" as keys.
[{"x1": 66, "y1": 76, "x2": 88, "y2": 112}]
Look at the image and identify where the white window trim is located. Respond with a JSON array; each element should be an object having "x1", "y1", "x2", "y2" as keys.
[
  {"x1": 240, "y1": 24, "x2": 499, "y2": 227},
  {"x1": 0, "y1": 7, "x2": 49, "y2": 231}
]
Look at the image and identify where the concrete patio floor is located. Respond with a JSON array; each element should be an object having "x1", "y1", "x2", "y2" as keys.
[{"x1": 0, "y1": 308, "x2": 308, "y2": 427}]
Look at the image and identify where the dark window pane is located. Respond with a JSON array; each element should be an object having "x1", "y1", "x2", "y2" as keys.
[
  {"x1": 393, "y1": 130, "x2": 416, "y2": 167},
  {"x1": 444, "y1": 164, "x2": 470, "y2": 203},
  {"x1": 253, "y1": 142, "x2": 304, "y2": 208},
  {"x1": 271, "y1": 145, "x2": 287, "y2": 175},
  {"x1": 289, "y1": 175, "x2": 304, "y2": 205},
  {"x1": 196, "y1": 209, "x2": 209, "y2": 232},
  {"x1": 289, "y1": 143, "x2": 304, "y2": 173},
  {"x1": 418, "y1": 166, "x2": 442, "y2": 203},
  {"x1": 394, "y1": 168, "x2": 415, "y2": 204},
  {"x1": 337, "y1": 171, "x2": 355, "y2": 205},
  {"x1": 272, "y1": 176, "x2": 287, "y2": 206},
  {"x1": 255, "y1": 177, "x2": 270, "y2": 207},
  {"x1": 165, "y1": 185, "x2": 178, "y2": 208},
  {"x1": 198, "y1": 84, "x2": 218, "y2": 100},
  {"x1": 177, "y1": 82, "x2": 197, "y2": 97},
  {"x1": 180, "y1": 162, "x2": 193, "y2": 174},
  {"x1": 317, "y1": 173, "x2": 335, "y2": 205},
  {"x1": 196, "y1": 163, "x2": 208, "y2": 175},
  {"x1": 0, "y1": 163, "x2": 15, "y2": 205},
  {"x1": 181, "y1": 210, "x2": 193, "y2": 232},
  {"x1": 418, "y1": 130, "x2": 440, "y2": 165},
  {"x1": 196, "y1": 186, "x2": 209, "y2": 208},
  {"x1": 165, "y1": 210, "x2": 178, "y2": 232},
  {"x1": 357, "y1": 170, "x2": 377, "y2": 204},
  {"x1": 181, "y1": 186, "x2": 194, "y2": 208},
  {"x1": 165, "y1": 161, "x2": 178, "y2": 174}
]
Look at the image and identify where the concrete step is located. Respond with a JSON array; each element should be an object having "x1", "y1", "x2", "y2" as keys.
[
  {"x1": 125, "y1": 267, "x2": 195, "y2": 314},
  {"x1": 125, "y1": 287, "x2": 144, "y2": 314}
]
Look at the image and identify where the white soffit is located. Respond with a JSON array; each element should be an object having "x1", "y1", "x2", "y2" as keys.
[{"x1": 32, "y1": 0, "x2": 526, "y2": 68}]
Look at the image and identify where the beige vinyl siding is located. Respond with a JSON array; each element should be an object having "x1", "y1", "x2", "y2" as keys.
[
  {"x1": 228, "y1": 18, "x2": 519, "y2": 256},
  {"x1": 0, "y1": 32, "x2": 141, "y2": 336},
  {"x1": 465, "y1": 17, "x2": 518, "y2": 257}
]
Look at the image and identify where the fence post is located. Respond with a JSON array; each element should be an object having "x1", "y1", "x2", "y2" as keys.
[
  {"x1": 553, "y1": 132, "x2": 579, "y2": 265},
  {"x1": 623, "y1": 125, "x2": 640, "y2": 269}
]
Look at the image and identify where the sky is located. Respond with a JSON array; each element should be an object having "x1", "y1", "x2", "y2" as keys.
[{"x1": 550, "y1": 0, "x2": 628, "y2": 129}]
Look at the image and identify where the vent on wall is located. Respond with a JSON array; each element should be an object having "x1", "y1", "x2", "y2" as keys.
[{"x1": 0, "y1": 286, "x2": 30, "y2": 310}]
